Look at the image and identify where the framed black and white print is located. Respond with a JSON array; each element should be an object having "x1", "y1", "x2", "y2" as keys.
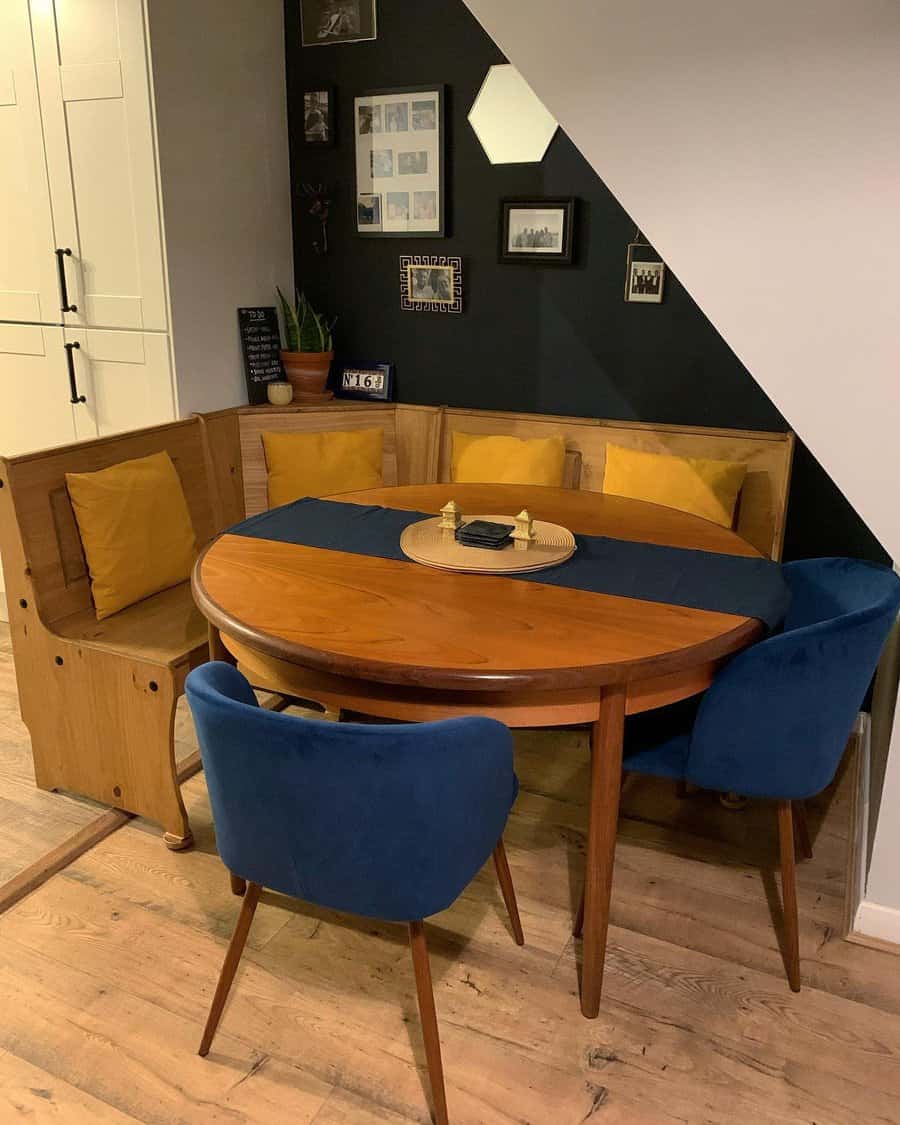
[
  {"x1": 355, "y1": 87, "x2": 445, "y2": 236},
  {"x1": 302, "y1": 87, "x2": 336, "y2": 146},
  {"x1": 300, "y1": 0, "x2": 376, "y2": 46},
  {"x1": 499, "y1": 198, "x2": 575, "y2": 265},
  {"x1": 624, "y1": 241, "x2": 666, "y2": 303},
  {"x1": 400, "y1": 256, "x2": 462, "y2": 313}
]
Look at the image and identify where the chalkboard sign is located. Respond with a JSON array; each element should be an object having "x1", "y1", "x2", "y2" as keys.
[{"x1": 237, "y1": 307, "x2": 284, "y2": 404}]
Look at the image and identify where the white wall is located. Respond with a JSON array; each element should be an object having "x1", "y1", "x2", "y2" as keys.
[
  {"x1": 462, "y1": 0, "x2": 900, "y2": 926},
  {"x1": 149, "y1": 0, "x2": 294, "y2": 415}
]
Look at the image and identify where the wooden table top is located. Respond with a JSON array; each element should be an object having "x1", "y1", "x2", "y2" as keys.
[{"x1": 193, "y1": 484, "x2": 763, "y2": 693}]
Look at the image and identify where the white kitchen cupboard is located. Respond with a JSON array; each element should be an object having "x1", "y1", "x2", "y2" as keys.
[
  {"x1": 0, "y1": 325, "x2": 80, "y2": 454},
  {"x1": 30, "y1": 0, "x2": 171, "y2": 333},
  {"x1": 0, "y1": 1, "x2": 60, "y2": 325},
  {"x1": 0, "y1": 0, "x2": 293, "y2": 618}
]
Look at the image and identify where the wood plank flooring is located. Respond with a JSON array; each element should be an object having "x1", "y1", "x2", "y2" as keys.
[{"x1": 0, "y1": 622, "x2": 899, "y2": 1123}]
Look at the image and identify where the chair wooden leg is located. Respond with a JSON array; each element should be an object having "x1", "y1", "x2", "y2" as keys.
[
  {"x1": 573, "y1": 885, "x2": 585, "y2": 939},
  {"x1": 792, "y1": 800, "x2": 813, "y2": 860},
  {"x1": 408, "y1": 921, "x2": 449, "y2": 1125},
  {"x1": 229, "y1": 872, "x2": 247, "y2": 897},
  {"x1": 199, "y1": 882, "x2": 262, "y2": 1056},
  {"x1": 777, "y1": 802, "x2": 801, "y2": 992},
  {"x1": 492, "y1": 839, "x2": 524, "y2": 946}
]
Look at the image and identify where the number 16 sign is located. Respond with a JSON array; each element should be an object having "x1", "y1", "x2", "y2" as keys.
[{"x1": 336, "y1": 362, "x2": 395, "y2": 402}]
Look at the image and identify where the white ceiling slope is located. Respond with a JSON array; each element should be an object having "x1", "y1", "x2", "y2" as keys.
[{"x1": 463, "y1": 0, "x2": 900, "y2": 560}]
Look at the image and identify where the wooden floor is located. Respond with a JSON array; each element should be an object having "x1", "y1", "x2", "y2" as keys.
[{"x1": 0, "y1": 624, "x2": 899, "y2": 1123}]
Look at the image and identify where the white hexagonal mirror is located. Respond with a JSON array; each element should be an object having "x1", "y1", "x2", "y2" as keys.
[{"x1": 468, "y1": 64, "x2": 559, "y2": 164}]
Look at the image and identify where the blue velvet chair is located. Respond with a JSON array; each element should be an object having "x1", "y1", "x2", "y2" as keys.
[
  {"x1": 185, "y1": 662, "x2": 523, "y2": 1125},
  {"x1": 575, "y1": 558, "x2": 900, "y2": 991}
]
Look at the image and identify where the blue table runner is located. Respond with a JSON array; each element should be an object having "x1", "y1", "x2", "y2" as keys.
[{"x1": 229, "y1": 498, "x2": 790, "y2": 630}]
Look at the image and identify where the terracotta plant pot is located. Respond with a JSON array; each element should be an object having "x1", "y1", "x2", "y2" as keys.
[{"x1": 280, "y1": 350, "x2": 334, "y2": 403}]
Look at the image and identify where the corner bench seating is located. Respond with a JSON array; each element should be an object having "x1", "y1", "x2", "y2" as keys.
[{"x1": 0, "y1": 402, "x2": 794, "y2": 847}]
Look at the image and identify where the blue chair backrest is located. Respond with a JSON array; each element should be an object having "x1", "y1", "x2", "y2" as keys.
[
  {"x1": 686, "y1": 558, "x2": 900, "y2": 800},
  {"x1": 185, "y1": 662, "x2": 516, "y2": 922}
]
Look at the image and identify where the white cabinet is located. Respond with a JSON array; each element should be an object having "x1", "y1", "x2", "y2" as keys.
[
  {"x1": 65, "y1": 328, "x2": 176, "y2": 438},
  {"x1": 30, "y1": 0, "x2": 169, "y2": 332},
  {"x1": 0, "y1": 325, "x2": 173, "y2": 454},
  {"x1": 0, "y1": 1, "x2": 60, "y2": 324},
  {"x1": 0, "y1": 325, "x2": 80, "y2": 455}
]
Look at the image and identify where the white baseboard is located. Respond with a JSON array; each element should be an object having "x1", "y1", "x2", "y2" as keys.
[
  {"x1": 854, "y1": 900, "x2": 900, "y2": 946},
  {"x1": 842, "y1": 713, "x2": 869, "y2": 934}
]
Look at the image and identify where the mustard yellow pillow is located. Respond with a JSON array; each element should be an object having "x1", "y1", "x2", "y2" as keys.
[
  {"x1": 602, "y1": 444, "x2": 746, "y2": 528},
  {"x1": 66, "y1": 451, "x2": 197, "y2": 620},
  {"x1": 263, "y1": 428, "x2": 384, "y2": 508},
  {"x1": 451, "y1": 432, "x2": 566, "y2": 487}
]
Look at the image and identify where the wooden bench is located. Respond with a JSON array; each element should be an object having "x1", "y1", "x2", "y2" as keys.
[
  {"x1": 0, "y1": 401, "x2": 794, "y2": 850},
  {"x1": 0, "y1": 420, "x2": 220, "y2": 850}
]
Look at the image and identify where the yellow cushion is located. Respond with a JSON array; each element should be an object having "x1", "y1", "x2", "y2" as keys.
[
  {"x1": 66, "y1": 451, "x2": 197, "y2": 621},
  {"x1": 451, "y1": 432, "x2": 566, "y2": 487},
  {"x1": 602, "y1": 443, "x2": 746, "y2": 528},
  {"x1": 263, "y1": 428, "x2": 384, "y2": 508}
]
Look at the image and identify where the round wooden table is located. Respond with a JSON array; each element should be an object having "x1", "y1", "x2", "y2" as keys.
[{"x1": 193, "y1": 484, "x2": 763, "y2": 1018}]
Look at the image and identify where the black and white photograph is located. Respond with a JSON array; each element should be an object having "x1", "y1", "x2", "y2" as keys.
[
  {"x1": 413, "y1": 191, "x2": 437, "y2": 221},
  {"x1": 370, "y1": 149, "x2": 394, "y2": 178},
  {"x1": 300, "y1": 0, "x2": 377, "y2": 46},
  {"x1": 626, "y1": 260, "x2": 665, "y2": 303},
  {"x1": 355, "y1": 87, "x2": 445, "y2": 236},
  {"x1": 385, "y1": 103, "x2": 409, "y2": 133},
  {"x1": 409, "y1": 265, "x2": 452, "y2": 302},
  {"x1": 357, "y1": 194, "x2": 382, "y2": 226},
  {"x1": 400, "y1": 255, "x2": 463, "y2": 312},
  {"x1": 412, "y1": 99, "x2": 437, "y2": 130},
  {"x1": 358, "y1": 103, "x2": 382, "y2": 134},
  {"x1": 624, "y1": 240, "x2": 666, "y2": 303},
  {"x1": 386, "y1": 192, "x2": 410, "y2": 220},
  {"x1": 398, "y1": 150, "x2": 428, "y2": 176},
  {"x1": 302, "y1": 88, "x2": 335, "y2": 146},
  {"x1": 499, "y1": 198, "x2": 575, "y2": 265}
]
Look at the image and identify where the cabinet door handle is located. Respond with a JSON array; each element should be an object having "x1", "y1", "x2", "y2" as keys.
[
  {"x1": 64, "y1": 342, "x2": 86, "y2": 404},
  {"x1": 55, "y1": 248, "x2": 78, "y2": 313}
]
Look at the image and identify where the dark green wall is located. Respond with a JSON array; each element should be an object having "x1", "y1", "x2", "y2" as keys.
[{"x1": 284, "y1": 0, "x2": 888, "y2": 564}]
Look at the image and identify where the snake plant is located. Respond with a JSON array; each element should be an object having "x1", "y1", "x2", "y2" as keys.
[{"x1": 277, "y1": 287, "x2": 336, "y2": 353}]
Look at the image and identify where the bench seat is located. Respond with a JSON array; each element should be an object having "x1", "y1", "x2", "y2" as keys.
[{"x1": 54, "y1": 581, "x2": 207, "y2": 668}]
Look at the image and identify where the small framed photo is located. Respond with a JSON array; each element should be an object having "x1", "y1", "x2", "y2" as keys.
[
  {"x1": 302, "y1": 87, "x2": 335, "y2": 146},
  {"x1": 625, "y1": 243, "x2": 666, "y2": 303},
  {"x1": 400, "y1": 255, "x2": 462, "y2": 314},
  {"x1": 336, "y1": 362, "x2": 395, "y2": 402},
  {"x1": 300, "y1": 0, "x2": 376, "y2": 46},
  {"x1": 357, "y1": 193, "x2": 381, "y2": 227},
  {"x1": 355, "y1": 86, "x2": 445, "y2": 236},
  {"x1": 499, "y1": 198, "x2": 575, "y2": 265}
]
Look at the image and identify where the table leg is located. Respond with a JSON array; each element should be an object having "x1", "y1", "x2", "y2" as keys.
[
  {"x1": 208, "y1": 624, "x2": 236, "y2": 665},
  {"x1": 580, "y1": 683, "x2": 626, "y2": 1018}
]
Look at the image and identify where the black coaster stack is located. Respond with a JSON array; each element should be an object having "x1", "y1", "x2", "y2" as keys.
[{"x1": 455, "y1": 520, "x2": 515, "y2": 550}]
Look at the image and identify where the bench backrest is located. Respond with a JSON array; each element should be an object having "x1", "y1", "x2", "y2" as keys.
[
  {"x1": 0, "y1": 419, "x2": 217, "y2": 625},
  {"x1": 0, "y1": 401, "x2": 793, "y2": 639},
  {"x1": 236, "y1": 403, "x2": 400, "y2": 517},
  {"x1": 436, "y1": 408, "x2": 794, "y2": 559}
]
